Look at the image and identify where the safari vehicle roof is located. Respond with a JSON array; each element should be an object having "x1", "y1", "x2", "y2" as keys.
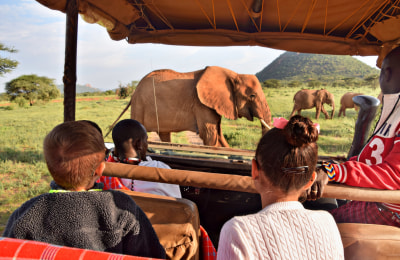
[
  {"x1": 35, "y1": 0, "x2": 400, "y2": 122},
  {"x1": 37, "y1": 0, "x2": 399, "y2": 65}
]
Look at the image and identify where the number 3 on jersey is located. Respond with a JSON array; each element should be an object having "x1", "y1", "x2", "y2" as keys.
[{"x1": 365, "y1": 138, "x2": 384, "y2": 165}]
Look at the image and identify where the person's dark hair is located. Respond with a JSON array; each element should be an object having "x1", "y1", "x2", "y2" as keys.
[
  {"x1": 255, "y1": 115, "x2": 319, "y2": 193},
  {"x1": 43, "y1": 121, "x2": 106, "y2": 190},
  {"x1": 383, "y1": 46, "x2": 400, "y2": 70},
  {"x1": 112, "y1": 119, "x2": 147, "y2": 154}
]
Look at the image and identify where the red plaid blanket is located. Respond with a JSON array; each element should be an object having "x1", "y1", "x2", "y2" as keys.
[{"x1": 0, "y1": 237, "x2": 160, "y2": 259}]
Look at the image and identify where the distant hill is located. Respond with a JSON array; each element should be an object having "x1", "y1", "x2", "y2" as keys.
[
  {"x1": 57, "y1": 83, "x2": 101, "y2": 94},
  {"x1": 256, "y1": 52, "x2": 379, "y2": 82}
]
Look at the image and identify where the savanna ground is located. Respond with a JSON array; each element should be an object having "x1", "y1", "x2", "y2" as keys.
[{"x1": 0, "y1": 86, "x2": 381, "y2": 234}]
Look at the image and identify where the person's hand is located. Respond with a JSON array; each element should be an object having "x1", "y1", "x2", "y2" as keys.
[{"x1": 306, "y1": 167, "x2": 329, "y2": 201}]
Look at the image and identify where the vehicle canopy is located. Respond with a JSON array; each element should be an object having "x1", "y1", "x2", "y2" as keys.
[{"x1": 37, "y1": 0, "x2": 398, "y2": 59}]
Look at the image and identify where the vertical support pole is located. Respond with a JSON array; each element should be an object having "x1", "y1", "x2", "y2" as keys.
[{"x1": 63, "y1": 0, "x2": 78, "y2": 122}]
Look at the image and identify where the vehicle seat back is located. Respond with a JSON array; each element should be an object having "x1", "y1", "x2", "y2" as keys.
[
  {"x1": 120, "y1": 190, "x2": 200, "y2": 260},
  {"x1": 338, "y1": 223, "x2": 400, "y2": 259}
]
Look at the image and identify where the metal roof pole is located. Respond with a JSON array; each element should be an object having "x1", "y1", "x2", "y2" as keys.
[{"x1": 63, "y1": 0, "x2": 78, "y2": 122}]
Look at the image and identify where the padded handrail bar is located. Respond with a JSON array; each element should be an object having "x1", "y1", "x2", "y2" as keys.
[
  {"x1": 104, "y1": 162, "x2": 254, "y2": 193},
  {"x1": 104, "y1": 162, "x2": 400, "y2": 204}
]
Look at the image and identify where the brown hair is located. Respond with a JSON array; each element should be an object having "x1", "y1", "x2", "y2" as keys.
[
  {"x1": 255, "y1": 115, "x2": 319, "y2": 193},
  {"x1": 43, "y1": 121, "x2": 106, "y2": 190}
]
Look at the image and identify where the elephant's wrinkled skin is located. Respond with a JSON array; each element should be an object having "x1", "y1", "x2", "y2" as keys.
[
  {"x1": 117, "y1": 66, "x2": 271, "y2": 147},
  {"x1": 338, "y1": 92, "x2": 363, "y2": 117},
  {"x1": 290, "y1": 89, "x2": 335, "y2": 119}
]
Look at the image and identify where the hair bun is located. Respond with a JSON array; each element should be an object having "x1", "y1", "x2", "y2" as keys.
[{"x1": 284, "y1": 115, "x2": 318, "y2": 147}]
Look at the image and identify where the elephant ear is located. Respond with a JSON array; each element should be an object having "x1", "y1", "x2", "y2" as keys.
[{"x1": 196, "y1": 66, "x2": 238, "y2": 120}]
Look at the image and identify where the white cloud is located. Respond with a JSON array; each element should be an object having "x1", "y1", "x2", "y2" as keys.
[{"x1": 354, "y1": 56, "x2": 379, "y2": 69}]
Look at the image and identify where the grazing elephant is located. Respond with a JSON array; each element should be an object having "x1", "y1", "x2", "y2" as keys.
[
  {"x1": 112, "y1": 66, "x2": 272, "y2": 147},
  {"x1": 290, "y1": 89, "x2": 335, "y2": 119},
  {"x1": 338, "y1": 92, "x2": 364, "y2": 117}
]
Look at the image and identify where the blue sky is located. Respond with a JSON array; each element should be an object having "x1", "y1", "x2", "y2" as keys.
[{"x1": 0, "y1": 0, "x2": 379, "y2": 93}]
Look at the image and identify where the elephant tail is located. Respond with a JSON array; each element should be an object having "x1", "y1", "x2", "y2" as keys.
[{"x1": 104, "y1": 99, "x2": 132, "y2": 138}]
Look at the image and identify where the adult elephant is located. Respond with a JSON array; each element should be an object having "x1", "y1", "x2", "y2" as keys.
[
  {"x1": 112, "y1": 66, "x2": 272, "y2": 147},
  {"x1": 290, "y1": 89, "x2": 335, "y2": 119},
  {"x1": 338, "y1": 92, "x2": 364, "y2": 117}
]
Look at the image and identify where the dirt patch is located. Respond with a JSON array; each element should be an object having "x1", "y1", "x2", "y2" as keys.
[
  {"x1": 185, "y1": 131, "x2": 204, "y2": 145},
  {"x1": 148, "y1": 132, "x2": 161, "y2": 142},
  {"x1": 148, "y1": 131, "x2": 204, "y2": 145}
]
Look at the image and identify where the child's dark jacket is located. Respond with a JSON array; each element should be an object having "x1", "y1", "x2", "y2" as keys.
[{"x1": 3, "y1": 182, "x2": 166, "y2": 259}]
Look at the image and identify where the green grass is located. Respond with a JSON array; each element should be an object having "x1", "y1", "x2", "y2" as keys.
[{"x1": 0, "y1": 87, "x2": 381, "y2": 233}]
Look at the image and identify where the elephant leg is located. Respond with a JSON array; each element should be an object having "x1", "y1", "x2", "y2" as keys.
[
  {"x1": 315, "y1": 106, "x2": 321, "y2": 119},
  {"x1": 217, "y1": 122, "x2": 229, "y2": 147},
  {"x1": 290, "y1": 104, "x2": 302, "y2": 118},
  {"x1": 320, "y1": 105, "x2": 330, "y2": 119},
  {"x1": 198, "y1": 124, "x2": 220, "y2": 147},
  {"x1": 218, "y1": 135, "x2": 229, "y2": 147},
  {"x1": 338, "y1": 107, "x2": 343, "y2": 117},
  {"x1": 297, "y1": 109, "x2": 302, "y2": 115},
  {"x1": 158, "y1": 132, "x2": 171, "y2": 142}
]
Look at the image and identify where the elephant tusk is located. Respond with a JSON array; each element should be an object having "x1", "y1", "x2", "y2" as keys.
[{"x1": 260, "y1": 119, "x2": 271, "y2": 129}]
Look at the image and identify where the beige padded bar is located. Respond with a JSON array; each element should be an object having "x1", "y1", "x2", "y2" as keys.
[{"x1": 104, "y1": 162, "x2": 400, "y2": 204}]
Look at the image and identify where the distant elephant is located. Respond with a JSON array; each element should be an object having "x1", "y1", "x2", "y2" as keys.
[
  {"x1": 338, "y1": 92, "x2": 363, "y2": 117},
  {"x1": 290, "y1": 89, "x2": 335, "y2": 119},
  {"x1": 112, "y1": 66, "x2": 272, "y2": 147}
]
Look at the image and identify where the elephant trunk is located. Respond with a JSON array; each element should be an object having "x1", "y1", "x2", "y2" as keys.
[{"x1": 259, "y1": 103, "x2": 272, "y2": 135}]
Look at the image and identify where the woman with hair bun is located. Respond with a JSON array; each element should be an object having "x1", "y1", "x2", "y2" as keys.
[{"x1": 217, "y1": 115, "x2": 344, "y2": 260}]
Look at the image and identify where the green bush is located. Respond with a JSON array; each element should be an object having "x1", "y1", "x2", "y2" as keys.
[
  {"x1": 14, "y1": 96, "x2": 28, "y2": 107},
  {"x1": 262, "y1": 79, "x2": 281, "y2": 88}
]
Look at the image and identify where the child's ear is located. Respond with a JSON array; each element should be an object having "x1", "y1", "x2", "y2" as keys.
[
  {"x1": 94, "y1": 161, "x2": 105, "y2": 177},
  {"x1": 303, "y1": 171, "x2": 316, "y2": 190},
  {"x1": 251, "y1": 159, "x2": 259, "y2": 180}
]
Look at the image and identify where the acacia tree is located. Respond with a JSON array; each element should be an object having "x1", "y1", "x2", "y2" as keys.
[
  {"x1": 0, "y1": 43, "x2": 18, "y2": 76},
  {"x1": 6, "y1": 74, "x2": 60, "y2": 105},
  {"x1": 116, "y1": 81, "x2": 138, "y2": 99}
]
